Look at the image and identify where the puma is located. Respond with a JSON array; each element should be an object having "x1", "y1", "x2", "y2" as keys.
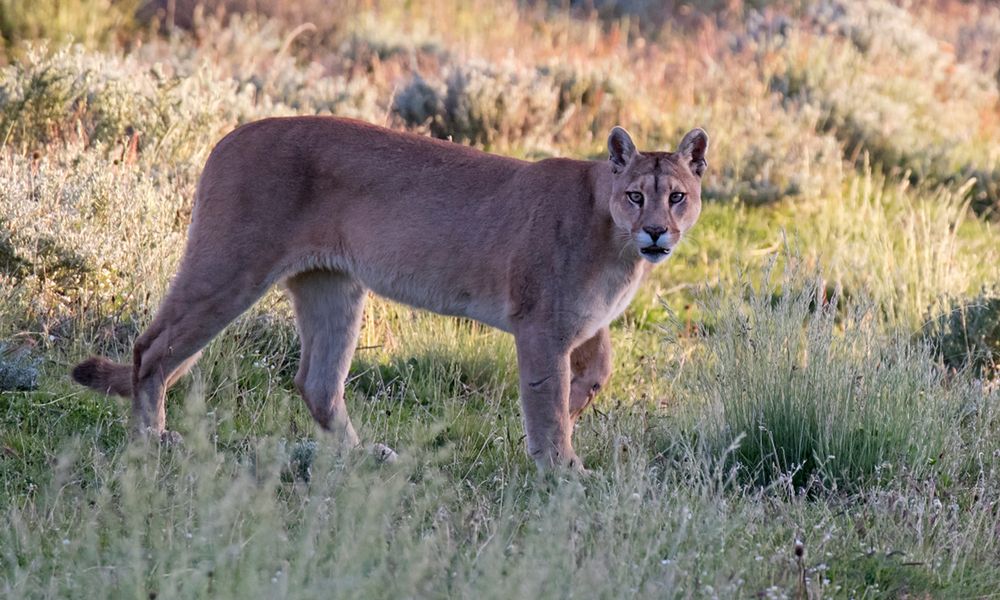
[{"x1": 71, "y1": 116, "x2": 708, "y2": 470}]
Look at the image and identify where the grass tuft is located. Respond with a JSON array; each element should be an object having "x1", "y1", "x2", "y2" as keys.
[{"x1": 679, "y1": 261, "x2": 963, "y2": 491}]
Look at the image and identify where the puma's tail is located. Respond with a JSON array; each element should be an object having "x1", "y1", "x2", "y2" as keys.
[{"x1": 71, "y1": 356, "x2": 132, "y2": 398}]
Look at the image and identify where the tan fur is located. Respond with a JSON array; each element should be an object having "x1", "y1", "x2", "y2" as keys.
[{"x1": 71, "y1": 116, "x2": 708, "y2": 470}]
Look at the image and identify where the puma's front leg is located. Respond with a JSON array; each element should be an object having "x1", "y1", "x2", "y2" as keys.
[
  {"x1": 514, "y1": 330, "x2": 581, "y2": 471},
  {"x1": 569, "y1": 327, "x2": 613, "y2": 425}
]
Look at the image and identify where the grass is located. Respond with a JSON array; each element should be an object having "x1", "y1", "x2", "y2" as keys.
[
  {"x1": 2, "y1": 0, "x2": 1000, "y2": 597},
  {"x1": 4, "y1": 265, "x2": 1000, "y2": 597},
  {"x1": 683, "y1": 263, "x2": 976, "y2": 491}
]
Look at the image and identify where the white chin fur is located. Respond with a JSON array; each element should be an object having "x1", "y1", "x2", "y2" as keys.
[{"x1": 639, "y1": 250, "x2": 671, "y2": 264}]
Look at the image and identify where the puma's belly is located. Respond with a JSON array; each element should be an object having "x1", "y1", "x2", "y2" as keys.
[{"x1": 354, "y1": 265, "x2": 512, "y2": 332}]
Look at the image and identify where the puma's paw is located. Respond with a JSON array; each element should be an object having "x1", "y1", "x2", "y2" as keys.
[
  {"x1": 370, "y1": 442, "x2": 399, "y2": 464},
  {"x1": 568, "y1": 455, "x2": 592, "y2": 476},
  {"x1": 160, "y1": 430, "x2": 184, "y2": 445},
  {"x1": 136, "y1": 427, "x2": 184, "y2": 446},
  {"x1": 530, "y1": 446, "x2": 586, "y2": 472}
]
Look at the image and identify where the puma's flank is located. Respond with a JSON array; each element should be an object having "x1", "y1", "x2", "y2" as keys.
[{"x1": 72, "y1": 117, "x2": 708, "y2": 470}]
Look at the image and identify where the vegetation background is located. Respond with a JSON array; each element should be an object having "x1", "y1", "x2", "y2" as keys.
[{"x1": 1, "y1": 0, "x2": 999, "y2": 597}]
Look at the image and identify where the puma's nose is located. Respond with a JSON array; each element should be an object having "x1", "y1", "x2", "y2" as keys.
[{"x1": 643, "y1": 226, "x2": 666, "y2": 242}]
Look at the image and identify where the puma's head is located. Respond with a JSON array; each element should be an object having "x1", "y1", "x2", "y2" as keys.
[{"x1": 606, "y1": 126, "x2": 708, "y2": 264}]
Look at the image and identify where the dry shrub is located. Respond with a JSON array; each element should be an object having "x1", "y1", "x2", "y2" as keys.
[
  {"x1": 394, "y1": 60, "x2": 624, "y2": 151},
  {"x1": 0, "y1": 44, "x2": 249, "y2": 165},
  {"x1": 771, "y1": 0, "x2": 1000, "y2": 215}
]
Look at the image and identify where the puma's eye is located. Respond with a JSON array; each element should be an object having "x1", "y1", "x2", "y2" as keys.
[
  {"x1": 669, "y1": 192, "x2": 686, "y2": 205},
  {"x1": 626, "y1": 191, "x2": 644, "y2": 206}
]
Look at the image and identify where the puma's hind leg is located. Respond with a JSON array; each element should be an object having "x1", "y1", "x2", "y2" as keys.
[
  {"x1": 569, "y1": 327, "x2": 613, "y2": 425},
  {"x1": 131, "y1": 256, "x2": 272, "y2": 441},
  {"x1": 285, "y1": 270, "x2": 370, "y2": 452}
]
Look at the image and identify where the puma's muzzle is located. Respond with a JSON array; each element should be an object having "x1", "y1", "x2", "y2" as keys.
[{"x1": 636, "y1": 228, "x2": 674, "y2": 263}]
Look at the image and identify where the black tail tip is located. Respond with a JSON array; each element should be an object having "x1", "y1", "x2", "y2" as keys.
[{"x1": 71, "y1": 357, "x2": 103, "y2": 387}]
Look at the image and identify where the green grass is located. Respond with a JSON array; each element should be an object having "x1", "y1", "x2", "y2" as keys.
[{"x1": 3, "y1": 0, "x2": 1000, "y2": 597}]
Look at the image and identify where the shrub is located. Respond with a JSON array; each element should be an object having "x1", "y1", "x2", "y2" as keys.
[
  {"x1": 541, "y1": 63, "x2": 624, "y2": 141},
  {"x1": 0, "y1": 342, "x2": 39, "y2": 391},
  {"x1": 699, "y1": 113, "x2": 842, "y2": 204},
  {"x1": 924, "y1": 290, "x2": 1000, "y2": 380},
  {"x1": 390, "y1": 74, "x2": 445, "y2": 133},
  {"x1": 0, "y1": 147, "x2": 187, "y2": 329},
  {"x1": 769, "y1": 0, "x2": 1000, "y2": 214},
  {"x1": 393, "y1": 61, "x2": 624, "y2": 152},
  {"x1": 394, "y1": 61, "x2": 559, "y2": 150},
  {"x1": 149, "y1": 15, "x2": 386, "y2": 123},
  {"x1": 0, "y1": 0, "x2": 137, "y2": 51},
  {"x1": 0, "y1": 33, "x2": 385, "y2": 166},
  {"x1": 0, "y1": 45, "x2": 245, "y2": 164}
]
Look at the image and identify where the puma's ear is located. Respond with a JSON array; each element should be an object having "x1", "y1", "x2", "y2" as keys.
[
  {"x1": 677, "y1": 128, "x2": 709, "y2": 177},
  {"x1": 608, "y1": 126, "x2": 637, "y2": 172}
]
